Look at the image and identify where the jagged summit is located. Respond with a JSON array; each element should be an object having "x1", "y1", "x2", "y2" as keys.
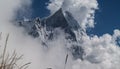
[
  {"x1": 42, "y1": 8, "x2": 80, "y2": 30},
  {"x1": 17, "y1": 8, "x2": 85, "y2": 60},
  {"x1": 42, "y1": 8, "x2": 68, "y2": 28},
  {"x1": 18, "y1": 8, "x2": 82, "y2": 40}
]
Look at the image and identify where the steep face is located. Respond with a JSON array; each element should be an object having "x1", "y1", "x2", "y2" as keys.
[
  {"x1": 43, "y1": 8, "x2": 69, "y2": 28},
  {"x1": 65, "y1": 11, "x2": 80, "y2": 30},
  {"x1": 17, "y1": 8, "x2": 85, "y2": 60},
  {"x1": 43, "y1": 8, "x2": 84, "y2": 41},
  {"x1": 18, "y1": 8, "x2": 79, "y2": 40}
]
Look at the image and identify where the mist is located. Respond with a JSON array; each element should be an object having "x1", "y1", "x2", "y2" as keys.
[
  {"x1": 0, "y1": 0, "x2": 70, "y2": 69},
  {"x1": 0, "y1": 0, "x2": 120, "y2": 69}
]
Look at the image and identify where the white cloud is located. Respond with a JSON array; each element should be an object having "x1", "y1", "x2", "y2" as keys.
[{"x1": 77, "y1": 30, "x2": 120, "y2": 69}]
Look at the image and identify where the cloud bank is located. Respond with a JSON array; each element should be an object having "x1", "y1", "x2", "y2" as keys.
[{"x1": 78, "y1": 30, "x2": 120, "y2": 69}]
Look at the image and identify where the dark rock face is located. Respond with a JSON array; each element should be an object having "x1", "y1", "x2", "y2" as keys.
[
  {"x1": 17, "y1": 8, "x2": 85, "y2": 60},
  {"x1": 43, "y1": 8, "x2": 69, "y2": 29},
  {"x1": 41, "y1": 8, "x2": 79, "y2": 41},
  {"x1": 65, "y1": 11, "x2": 80, "y2": 30}
]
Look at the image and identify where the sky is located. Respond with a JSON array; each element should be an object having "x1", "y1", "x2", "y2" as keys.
[
  {"x1": 32, "y1": 0, "x2": 120, "y2": 36},
  {"x1": 32, "y1": 0, "x2": 50, "y2": 18},
  {"x1": 93, "y1": 0, "x2": 120, "y2": 36}
]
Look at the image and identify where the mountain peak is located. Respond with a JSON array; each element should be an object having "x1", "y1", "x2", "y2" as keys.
[
  {"x1": 42, "y1": 8, "x2": 68, "y2": 28},
  {"x1": 17, "y1": 8, "x2": 85, "y2": 60}
]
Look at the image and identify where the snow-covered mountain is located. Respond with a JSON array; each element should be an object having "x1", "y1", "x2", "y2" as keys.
[{"x1": 17, "y1": 8, "x2": 85, "y2": 60}]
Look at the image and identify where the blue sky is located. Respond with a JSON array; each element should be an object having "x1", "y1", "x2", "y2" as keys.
[
  {"x1": 32, "y1": 0, "x2": 120, "y2": 36},
  {"x1": 32, "y1": 0, "x2": 49, "y2": 18},
  {"x1": 93, "y1": 0, "x2": 120, "y2": 36}
]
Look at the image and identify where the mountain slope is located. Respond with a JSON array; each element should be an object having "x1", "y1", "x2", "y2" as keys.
[{"x1": 17, "y1": 8, "x2": 85, "y2": 60}]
